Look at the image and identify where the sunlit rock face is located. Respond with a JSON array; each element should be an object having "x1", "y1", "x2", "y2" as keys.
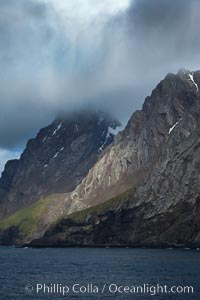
[
  {"x1": 63, "y1": 70, "x2": 200, "y2": 215},
  {"x1": 0, "y1": 70, "x2": 200, "y2": 247},
  {"x1": 29, "y1": 70, "x2": 200, "y2": 249},
  {"x1": 0, "y1": 110, "x2": 120, "y2": 220},
  {"x1": 32, "y1": 127, "x2": 200, "y2": 248}
]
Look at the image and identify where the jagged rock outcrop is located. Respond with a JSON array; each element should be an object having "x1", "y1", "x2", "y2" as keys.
[
  {"x1": 0, "y1": 69, "x2": 200, "y2": 247},
  {"x1": 30, "y1": 116, "x2": 200, "y2": 248},
  {"x1": 0, "y1": 110, "x2": 120, "y2": 220},
  {"x1": 61, "y1": 69, "x2": 200, "y2": 214}
]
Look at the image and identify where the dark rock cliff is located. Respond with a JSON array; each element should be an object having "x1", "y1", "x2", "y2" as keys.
[
  {"x1": 0, "y1": 69, "x2": 200, "y2": 248},
  {"x1": 0, "y1": 110, "x2": 120, "y2": 220},
  {"x1": 56, "y1": 69, "x2": 200, "y2": 215},
  {"x1": 28, "y1": 69, "x2": 200, "y2": 248},
  {"x1": 30, "y1": 123, "x2": 200, "y2": 248}
]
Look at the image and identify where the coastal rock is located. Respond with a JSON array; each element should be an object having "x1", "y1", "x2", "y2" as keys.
[
  {"x1": 0, "y1": 69, "x2": 200, "y2": 247},
  {"x1": 62, "y1": 70, "x2": 200, "y2": 214},
  {"x1": 31, "y1": 127, "x2": 200, "y2": 248}
]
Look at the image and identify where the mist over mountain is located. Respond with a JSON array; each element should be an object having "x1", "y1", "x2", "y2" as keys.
[
  {"x1": 1, "y1": 0, "x2": 200, "y2": 173},
  {"x1": 0, "y1": 110, "x2": 120, "y2": 220},
  {"x1": 0, "y1": 0, "x2": 200, "y2": 248},
  {"x1": 0, "y1": 69, "x2": 199, "y2": 248}
]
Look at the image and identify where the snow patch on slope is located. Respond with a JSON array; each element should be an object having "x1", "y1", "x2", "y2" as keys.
[
  {"x1": 108, "y1": 126, "x2": 122, "y2": 136},
  {"x1": 169, "y1": 118, "x2": 183, "y2": 134},
  {"x1": 53, "y1": 147, "x2": 64, "y2": 159},
  {"x1": 52, "y1": 123, "x2": 62, "y2": 136},
  {"x1": 188, "y1": 73, "x2": 199, "y2": 92},
  {"x1": 98, "y1": 126, "x2": 122, "y2": 153}
]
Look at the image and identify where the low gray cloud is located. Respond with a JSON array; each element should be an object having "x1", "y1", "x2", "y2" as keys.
[
  {"x1": 0, "y1": 0, "x2": 60, "y2": 148},
  {"x1": 101, "y1": 0, "x2": 200, "y2": 118},
  {"x1": 0, "y1": 0, "x2": 200, "y2": 172},
  {"x1": 0, "y1": 0, "x2": 130, "y2": 150},
  {"x1": 126, "y1": 0, "x2": 200, "y2": 67}
]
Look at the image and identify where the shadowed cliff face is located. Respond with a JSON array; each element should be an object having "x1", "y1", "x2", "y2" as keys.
[
  {"x1": 0, "y1": 110, "x2": 120, "y2": 220},
  {"x1": 60, "y1": 69, "x2": 200, "y2": 215},
  {"x1": 28, "y1": 69, "x2": 200, "y2": 248},
  {"x1": 29, "y1": 121, "x2": 200, "y2": 249},
  {"x1": 0, "y1": 69, "x2": 200, "y2": 247}
]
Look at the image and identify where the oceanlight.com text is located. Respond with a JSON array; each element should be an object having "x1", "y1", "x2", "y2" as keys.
[{"x1": 25, "y1": 283, "x2": 194, "y2": 296}]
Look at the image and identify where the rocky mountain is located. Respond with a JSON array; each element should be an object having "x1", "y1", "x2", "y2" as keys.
[
  {"x1": 32, "y1": 115, "x2": 200, "y2": 248},
  {"x1": 56, "y1": 69, "x2": 200, "y2": 215},
  {"x1": 0, "y1": 110, "x2": 121, "y2": 220},
  {"x1": 0, "y1": 69, "x2": 199, "y2": 247}
]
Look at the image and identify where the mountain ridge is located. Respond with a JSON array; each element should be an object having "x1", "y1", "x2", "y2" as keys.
[
  {"x1": 32, "y1": 125, "x2": 199, "y2": 248},
  {"x1": 0, "y1": 110, "x2": 120, "y2": 220},
  {"x1": 0, "y1": 69, "x2": 199, "y2": 247},
  {"x1": 60, "y1": 69, "x2": 200, "y2": 215}
]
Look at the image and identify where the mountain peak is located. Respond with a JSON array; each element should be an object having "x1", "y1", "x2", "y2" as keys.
[
  {"x1": 0, "y1": 109, "x2": 120, "y2": 220},
  {"x1": 0, "y1": 70, "x2": 200, "y2": 247},
  {"x1": 177, "y1": 68, "x2": 191, "y2": 76}
]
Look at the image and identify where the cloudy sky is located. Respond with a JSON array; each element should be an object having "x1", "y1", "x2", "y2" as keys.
[{"x1": 0, "y1": 0, "x2": 200, "y2": 173}]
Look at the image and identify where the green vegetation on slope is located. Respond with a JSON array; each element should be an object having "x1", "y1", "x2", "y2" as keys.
[
  {"x1": 0, "y1": 195, "x2": 60, "y2": 237},
  {"x1": 0, "y1": 188, "x2": 135, "y2": 238},
  {"x1": 67, "y1": 187, "x2": 136, "y2": 223}
]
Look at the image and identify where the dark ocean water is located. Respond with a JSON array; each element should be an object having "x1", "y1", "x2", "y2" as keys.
[{"x1": 0, "y1": 246, "x2": 199, "y2": 300}]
